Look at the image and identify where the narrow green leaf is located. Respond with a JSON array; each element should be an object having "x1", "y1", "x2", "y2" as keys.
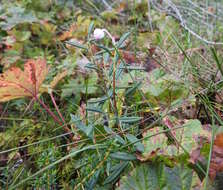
[
  {"x1": 85, "y1": 63, "x2": 99, "y2": 71},
  {"x1": 70, "y1": 114, "x2": 93, "y2": 138},
  {"x1": 88, "y1": 96, "x2": 109, "y2": 103},
  {"x1": 88, "y1": 22, "x2": 94, "y2": 40},
  {"x1": 104, "y1": 126, "x2": 126, "y2": 144},
  {"x1": 116, "y1": 31, "x2": 131, "y2": 48},
  {"x1": 211, "y1": 47, "x2": 223, "y2": 78},
  {"x1": 94, "y1": 43, "x2": 112, "y2": 55},
  {"x1": 95, "y1": 48, "x2": 115, "y2": 56},
  {"x1": 110, "y1": 152, "x2": 136, "y2": 161},
  {"x1": 65, "y1": 41, "x2": 88, "y2": 50},
  {"x1": 88, "y1": 90, "x2": 113, "y2": 103},
  {"x1": 125, "y1": 82, "x2": 141, "y2": 96},
  {"x1": 126, "y1": 134, "x2": 144, "y2": 152},
  {"x1": 103, "y1": 162, "x2": 129, "y2": 185},
  {"x1": 86, "y1": 169, "x2": 100, "y2": 190},
  {"x1": 119, "y1": 116, "x2": 142, "y2": 123},
  {"x1": 86, "y1": 107, "x2": 104, "y2": 114},
  {"x1": 118, "y1": 66, "x2": 146, "y2": 70}
]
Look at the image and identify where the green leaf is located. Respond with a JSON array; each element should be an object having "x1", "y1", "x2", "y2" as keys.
[
  {"x1": 143, "y1": 127, "x2": 178, "y2": 158},
  {"x1": 142, "y1": 119, "x2": 211, "y2": 159},
  {"x1": 126, "y1": 134, "x2": 144, "y2": 152},
  {"x1": 65, "y1": 40, "x2": 88, "y2": 50},
  {"x1": 173, "y1": 119, "x2": 210, "y2": 154},
  {"x1": 88, "y1": 22, "x2": 94, "y2": 40},
  {"x1": 117, "y1": 164, "x2": 160, "y2": 190},
  {"x1": 104, "y1": 126, "x2": 125, "y2": 144},
  {"x1": 117, "y1": 163, "x2": 201, "y2": 190},
  {"x1": 86, "y1": 107, "x2": 104, "y2": 114},
  {"x1": 61, "y1": 71, "x2": 98, "y2": 98},
  {"x1": 211, "y1": 47, "x2": 223, "y2": 78},
  {"x1": 86, "y1": 169, "x2": 100, "y2": 190},
  {"x1": 116, "y1": 31, "x2": 131, "y2": 48},
  {"x1": 70, "y1": 114, "x2": 93, "y2": 138},
  {"x1": 119, "y1": 116, "x2": 142, "y2": 123},
  {"x1": 103, "y1": 162, "x2": 129, "y2": 185},
  {"x1": 125, "y1": 82, "x2": 141, "y2": 96},
  {"x1": 88, "y1": 89, "x2": 113, "y2": 103},
  {"x1": 95, "y1": 43, "x2": 113, "y2": 55},
  {"x1": 110, "y1": 152, "x2": 137, "y2": 161},
  {"x1": 118, "y1": 66, "x2": 145, "y2": 71},
  {"x1": 0, "y1": 6, "x2": 38, "y2": 30},
  {"x1": 85, "y1": 63, "x2": 99, "y2": 71}
]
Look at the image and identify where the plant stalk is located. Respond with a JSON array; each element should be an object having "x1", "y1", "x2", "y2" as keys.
[
  {"x1": 49, "y1": 92, "x2": 66, "y2": 124},
  {"x1": 36, "y1": 96, "x2": 72, "y2": 136}
]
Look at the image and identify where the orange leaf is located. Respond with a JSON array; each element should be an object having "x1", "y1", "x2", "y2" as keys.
[
  {"x1": 59, "y1": 23, "x2": 76, "y2": 41},
  {"x1": 214, "y1": 133, "x2": 223, "y2": 148},
  {"x1": 209, "y1": 133, "x2": 223, "y2": 181},
  {"x1": 0, "y1": 58, "x2": 49, "y2": 102}
]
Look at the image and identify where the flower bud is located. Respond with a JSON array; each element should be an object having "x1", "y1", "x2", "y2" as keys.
[{"x1": 93, "y1": 28, "x2": 105, "y2": 40}]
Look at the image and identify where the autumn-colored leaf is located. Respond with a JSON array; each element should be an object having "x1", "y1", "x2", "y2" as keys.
[
  {"x1": 141, "y1": 127, "x2": 178, "y2": 160},
  {"x1": 0, "y1": 58, "x2": 49, "y2": 102},
  {"x1": 209, "y1": 133, "x2": 223, "y2": 181},
  {"x1": 59, "y1": 16, "x2": 91, "y2": 41},
  {"x1": 164, "y1": 118, "x2": 210, "y2": 154},
  {"x1": 50, "y1": 70, "x2": 68, "y2": 89},
  {"x1": 59, "y1": 23, "x2": 76, "y2": 41},
  {"x1": 39, "y1": 70, "x2": 68, "y2": 94},
  {"x1": 141, "y1": 118, "x2": 211, "y2": 161},
  {"x1": 115, "y1": 2, "x2": 128, "y2": 13}
]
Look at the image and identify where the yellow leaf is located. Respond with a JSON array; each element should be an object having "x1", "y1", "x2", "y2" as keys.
[{"x1": 0, "y1": 59, "x2": 49, "y2": 102}]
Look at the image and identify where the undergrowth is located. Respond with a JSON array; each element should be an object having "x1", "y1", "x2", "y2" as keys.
[{"x1": 0, "y1": 0, "x2": 223, "y2": 189}]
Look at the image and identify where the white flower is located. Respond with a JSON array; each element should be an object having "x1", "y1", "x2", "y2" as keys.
[
  {"x1": 93, "y1": 28, "x2": 105, "y2": 40},
  {"x1": 93, "y1": 28, "x2": 116, "y2": 45}
]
